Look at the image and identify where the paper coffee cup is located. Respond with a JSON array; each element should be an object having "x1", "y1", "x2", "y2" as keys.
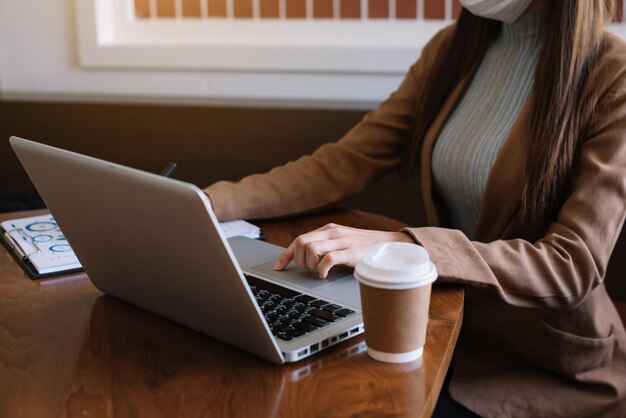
[{"x1": 354, "y1": 242, "x2": 437, "y2": 363}]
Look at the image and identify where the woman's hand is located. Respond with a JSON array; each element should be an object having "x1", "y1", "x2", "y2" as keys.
[{"x1": 273, "y1": 223, "x2": 415, "y2": 279}]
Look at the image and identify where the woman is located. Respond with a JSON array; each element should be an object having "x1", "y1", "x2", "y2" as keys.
[{"x1": 204, "y1": 0, "x2": 626, "y2": 416}]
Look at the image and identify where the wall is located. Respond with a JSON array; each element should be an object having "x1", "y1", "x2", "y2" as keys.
[{"x1": 0, "y1": 0, "x2": 414, "y2": 108}]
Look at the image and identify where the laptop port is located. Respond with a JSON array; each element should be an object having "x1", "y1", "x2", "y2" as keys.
[
  {"x1": 321, "y1": 339, "x2": 329, "y2": 348},
  {"x1": 330, "y1": 337, "x2": 338, "y2": 343},
  {"x1": 339, "y1": 332, "x2": 349, "y2": 340},
  {"x1": 350, "y1": 327, "x2": 359, "y2": 335},
  {"x1": 297, "y1": 348, "x2": 308, "y2": 357},
  {"x1": 310, "y1": 343, "x2": 319, "y2": 353}
]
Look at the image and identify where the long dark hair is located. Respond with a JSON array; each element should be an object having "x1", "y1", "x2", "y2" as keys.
[{"x1": 402, "y1": 0, "x2": 614, "y2": 230}]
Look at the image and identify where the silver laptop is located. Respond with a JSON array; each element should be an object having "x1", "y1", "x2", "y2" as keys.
[{"x1": 10, "y1": 136, "x2": 363, "y2": 364}]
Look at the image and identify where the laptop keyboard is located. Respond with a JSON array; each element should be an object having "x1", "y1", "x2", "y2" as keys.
[{"x1": 245, "y1": 275, "x2": 356, "y2": 342}]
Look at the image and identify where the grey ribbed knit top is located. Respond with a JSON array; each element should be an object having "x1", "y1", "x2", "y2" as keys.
[{"x1": 431, "y1": 11, "x2": 546, "y2": 239}]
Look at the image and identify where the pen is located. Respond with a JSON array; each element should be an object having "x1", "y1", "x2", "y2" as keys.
[{"x1": 160, "y1": 162, "x2": 177, "y2": 177}]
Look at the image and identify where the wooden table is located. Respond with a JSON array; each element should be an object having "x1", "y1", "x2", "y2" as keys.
[{"x1": 0, "y1": 208, "x2": 464, "y2": 418}]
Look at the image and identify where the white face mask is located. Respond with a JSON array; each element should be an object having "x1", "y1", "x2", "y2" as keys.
[{"x1": 459, "y1": 0, "x2": 534, "y2": 23}]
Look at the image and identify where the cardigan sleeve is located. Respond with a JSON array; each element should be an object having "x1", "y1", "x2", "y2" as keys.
[
  {"x1": 204, "y1": 26, "x2": 455, "y2": 221},
  {"x1": 404, "y1": 51, "x2": 626, "y2": 310}
]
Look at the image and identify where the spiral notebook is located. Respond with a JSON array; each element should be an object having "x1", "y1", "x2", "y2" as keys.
[
  {"x1": 1, "y1": 213, "x2": 262, "y2": 279},
  {"x1": 0, "y1": 213, "x2": 81, "y2": 278}
]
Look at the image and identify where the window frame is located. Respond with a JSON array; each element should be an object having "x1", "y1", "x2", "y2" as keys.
[{"x1": 75, "y1": 0, "x2": 449, "y2": 74}]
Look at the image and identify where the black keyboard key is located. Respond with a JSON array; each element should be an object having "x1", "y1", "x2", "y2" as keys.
[
  {"x1": 267, "y1": 313, "x2": 281, "y2": 323},
  {"x1": 262, "y1": 303, "x2": 276, "y2": 313},
  {"x1": 286, "y1": 328, "x2": 305, "y2": 338},
  {"x1": 289, "y1": 302, "x2": 305, "y2": 311},
  {"x1": 311, "y1": 300, "x2": 330, "y2": 308},
  {"x1": 287, "y1": 309, "x2": 301, "y2": 318},
  {"x1": 303, "y1": 315, "x2": 330, "y2": 327},
  {"x1": 281, "y1": 300, "x2": 298, "y2": 309},
  {"x1": 274, "y1": 306, "x2": 289, "y2": 315},
  {"x1": 245, "y1": 275, "x2": 302, "y2": 298},
  {"x1": 273, "y1": 323, "x2": 290, "y2": 333},
  {"x1": 322, "y1": 304, "x2": 342, "y2": 313},
  {"x1": 335, "y1": 308, "x2": 356, "y2": 317},
  {"x1": 294, "y1": 321, "x2": 318, "y2": 333},
  {"x1": 294, "y1": 294, "x2": 317, "y2": 304},
  {"x1": 311, "y1": 309, "x2": 339, "y2": 322},
  {"x1": 278, "y1": 313, "x2": 292, "y2": 322},
  {"x1": 277, "y1": 333, "x2": 293, "y2": 341},
  {"x1": 295, "y1": 304, "x2": 311, "y2": 313}
]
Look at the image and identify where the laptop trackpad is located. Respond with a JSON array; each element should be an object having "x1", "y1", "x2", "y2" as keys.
[{"x1": 249, "y1": 261, "x2": 353, "y2": 290}]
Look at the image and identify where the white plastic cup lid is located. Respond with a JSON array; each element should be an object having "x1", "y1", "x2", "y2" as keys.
[{"x1": 354, "y1": 242, "x2": 437, "y2": 290}]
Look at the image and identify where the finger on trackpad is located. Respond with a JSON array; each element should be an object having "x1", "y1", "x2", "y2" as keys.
[{"x1": 249, "y1": 261, "x2": 354, "y2": 290}]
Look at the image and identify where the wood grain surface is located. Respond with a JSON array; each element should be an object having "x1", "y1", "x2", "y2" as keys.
[{"x1": 0, "y1": 208, "x2": 463, "y2": 418}]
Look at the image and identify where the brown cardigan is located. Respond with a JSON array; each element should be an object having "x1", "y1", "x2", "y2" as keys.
[{"x1": 205, "y1": 25, "x2": 626, "y2": 417}]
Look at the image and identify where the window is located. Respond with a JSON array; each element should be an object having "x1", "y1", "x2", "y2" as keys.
[{"x1": 75, "y1": 0, "x2": 461, "y2": 74}]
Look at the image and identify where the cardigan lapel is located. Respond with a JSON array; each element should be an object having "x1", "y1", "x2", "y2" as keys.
[{"x1": 472, "y1": 93, "x2": 534, "y2": 242}]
